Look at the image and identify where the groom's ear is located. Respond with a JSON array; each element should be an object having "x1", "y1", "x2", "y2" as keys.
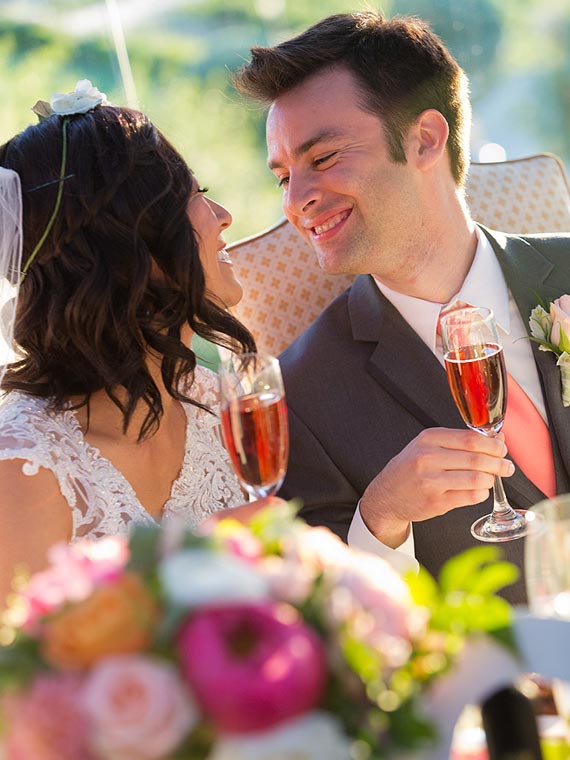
[{"x1": 404, "y1": 109, "x2": 449, "y2": 173}]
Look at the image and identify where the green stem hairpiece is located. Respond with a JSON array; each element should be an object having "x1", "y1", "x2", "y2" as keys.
[{"x1": 20, "y1": 117, "x2": 69, "y2": 284}]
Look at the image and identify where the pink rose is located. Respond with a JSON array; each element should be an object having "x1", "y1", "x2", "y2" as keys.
[
  {"x1": 17, "y1": 537, "x2": 128, "y2": 632},
  {"x1": 550, "y1": 295, "x2": 570, "y2": 346},
  {"x1": 284, "y1": 526, "x2": 354, "y2": 572},
  {"x1": 325, "y1": 553, "x2": 427, "y2": 668},
  {"x1": 3, "y1": 674, "x2": 94, "y2": 760},
  {"x1": 82, "y1": 654, "x2": 197, "y2": 760},
  {"x1": 260, "y1": 555, "x2": 314, "y2": 604},
  {"x1": 221, "y1": 526, "x2": 264, "y2": 564},
  {"x1": 177, "y1": 602, "x2": 327, "y2": 733}
]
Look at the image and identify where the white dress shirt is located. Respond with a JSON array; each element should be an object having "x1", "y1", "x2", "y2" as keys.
[{"x1": 347, "y1": 227, "x2": 547, "y2": 567}]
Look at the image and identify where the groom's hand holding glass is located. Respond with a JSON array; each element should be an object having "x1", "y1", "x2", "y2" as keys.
[
  {"x1": 359, "y1": 426, "x2": 515, "y2": 548},
  {"x1": 359, "y1": 309, "x2": 517, "y2": 549}
]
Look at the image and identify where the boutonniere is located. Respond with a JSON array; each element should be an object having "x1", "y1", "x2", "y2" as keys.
[{"x1": 529, "y1": 295, "x2": 570, "y2": 406}]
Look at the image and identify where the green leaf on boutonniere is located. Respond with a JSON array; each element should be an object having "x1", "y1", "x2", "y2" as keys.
[
  {"x1": 556, "y1": 351, "x2": 570, "y2": 407},
  {"x1": 559, "y1": 325, "x2": 570, "y2": 354},
  {"x1": 529, "y1": 305, "x2": 551, "y2": 343},
  {"x1": 528, "y1": 304, "x2": 563, "y2": 356}
]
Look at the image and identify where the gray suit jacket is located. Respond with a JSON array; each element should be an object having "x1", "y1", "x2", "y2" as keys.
[{"x1": 278, "y1": 228, "x2": 570, "y2": 604}]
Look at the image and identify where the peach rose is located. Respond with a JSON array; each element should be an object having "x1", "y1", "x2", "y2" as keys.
[
  {"x1": 82, "y1": 654, "x2": 197, "y2": 760},
  {"x1": 42, "y1": 572, "x2": 158, "y2": 670},
  {"x1": 550, "y1": 295, "x2": 570, "y2": 346}
]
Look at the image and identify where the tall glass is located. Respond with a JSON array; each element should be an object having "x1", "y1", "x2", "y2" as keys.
[
  {"x1": 218, "y1": 352, "x2": 289, "y2": 499},
  {"x1": 525, "y1": 495, "x2": 570, "y2": 738},
  {"x1": 440, "y1": 306, "x2": 530, "y2": 541},
  {"x1": 526, "y1": 495, "x2": 570, "y2": 618}
]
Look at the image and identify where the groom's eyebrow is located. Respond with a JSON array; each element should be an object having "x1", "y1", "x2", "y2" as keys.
[{"x1": 267, "y1": 129, "x2": 345, "y2": 170}]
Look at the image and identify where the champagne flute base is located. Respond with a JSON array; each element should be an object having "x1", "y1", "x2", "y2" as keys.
[
  {"x1": 470, "y1": 509, "x2": 531, "y2": 542},
  {"x1": 243, "y1": 475, "x2": 284, "y2": 500}
]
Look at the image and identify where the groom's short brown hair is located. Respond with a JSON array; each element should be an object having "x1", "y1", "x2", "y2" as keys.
[{"x1": 234, "y1": 11, "x2": 471, "y2": 186}]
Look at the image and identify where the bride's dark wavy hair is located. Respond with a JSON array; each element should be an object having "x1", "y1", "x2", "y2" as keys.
[{"x1": 0, "y1": 105, "x2": 255, "y2": 440}]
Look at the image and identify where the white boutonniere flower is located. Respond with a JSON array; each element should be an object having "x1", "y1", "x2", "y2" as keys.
[
  {"x1": 529, "y1": 295, "x2": 570, "y2": 406},
  {"x1": 31, "y1": 79, "x2": 108, "y2": 120}
]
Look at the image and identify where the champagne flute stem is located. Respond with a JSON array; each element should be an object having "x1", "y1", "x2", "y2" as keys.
[{"x1": 492, "y1": 475, "x2": 513, "y2": 516}]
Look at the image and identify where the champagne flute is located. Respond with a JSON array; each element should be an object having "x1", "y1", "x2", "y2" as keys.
[
  {"x1": 219, "y1": 352, "x2": 289, "y2": 499},
  {"x1": 440, "y1": 306, "x2": 530, "y2": 541}
]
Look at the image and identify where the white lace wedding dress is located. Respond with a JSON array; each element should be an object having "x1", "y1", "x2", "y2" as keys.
[{"x1": 0, "y1": 366, "x2": 244, "y2": 541}]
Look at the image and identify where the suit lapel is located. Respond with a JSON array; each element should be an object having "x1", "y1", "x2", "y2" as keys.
[
  {"x1": 484, "y1": 227, "x2": 570, "y2": 492},
  {"x1": 348, "y1": 275, "x2": 464, "y2": 429},
  {"x1": 532, "y1": 344, "x2": 570, "y2": 492}
]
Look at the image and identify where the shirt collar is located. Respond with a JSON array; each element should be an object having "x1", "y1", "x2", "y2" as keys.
[
  {"x1": 454, "y1": 226, "x2": 511, "y2": 335},
  {"x1": 373, "y1": 226, "x2": 511, "y2": 354}
]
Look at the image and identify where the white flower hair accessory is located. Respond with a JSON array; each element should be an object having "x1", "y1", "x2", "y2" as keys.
[
  {"x1": 529, "y1": 297, "x2": 570, "y2": 406},
  {"x1": 24, "y1": 80, "x2": 109, "y2": 282},
  {"x1": 31, "y1": 79, "x2": 108, "y2": 121},
  {"x1": 51, "y1": 79, "x2": 108, "y2": 115}
]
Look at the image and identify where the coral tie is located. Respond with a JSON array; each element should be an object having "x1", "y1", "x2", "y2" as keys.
[
  {"x1": 439, "y1": 300, "x2": 556, "y2": 497},
  {"x1": 502, "y1": 373, "x2": 556, "y2": 497}
]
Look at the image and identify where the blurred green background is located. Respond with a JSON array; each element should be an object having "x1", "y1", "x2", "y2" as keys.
[{"x1": 1, "y1": 0, "x2": 569, "y2": 242}]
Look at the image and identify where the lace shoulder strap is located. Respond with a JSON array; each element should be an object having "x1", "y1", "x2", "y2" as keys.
[
  {"x1": 191, "y1": 364, "x2": 222, "y2": 410},
  {"x1": 0, "y1": 393, "x2": 84, "y2": 508}
]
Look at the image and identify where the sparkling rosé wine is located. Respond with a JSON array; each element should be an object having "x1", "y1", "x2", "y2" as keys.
[
  {"x1": 444, "y1": 343, "x2": 506, "y2": 433},
  {"x1": 221, "y1": 391, "x2": 289, "y2": 491}
]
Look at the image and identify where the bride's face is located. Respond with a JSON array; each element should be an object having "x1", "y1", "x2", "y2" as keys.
[{"x1": 187, "y1": 184, "x2": 243, "y2": 309}]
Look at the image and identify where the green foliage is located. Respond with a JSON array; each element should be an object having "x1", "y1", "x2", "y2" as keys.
[
  {"x1": 246, "y1": 498, "x2": 301, "y2": 552},
  {"x1": 0, "y1": 634, "x2": 45, "y2": 690},
  {"x1": 407, "y1": 546, "x2": 518, "y2": 645},
  {"x1": 126, "y1": 524, "x2": 163, "y2": 575}
]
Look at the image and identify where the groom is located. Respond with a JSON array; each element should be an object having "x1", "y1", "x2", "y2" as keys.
[{"x1": 234, "y1": 12, "x2": 570, "y2": 602}]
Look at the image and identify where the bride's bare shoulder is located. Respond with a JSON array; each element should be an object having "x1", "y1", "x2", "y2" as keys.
[
  {"x1": 0, "y1": 458, "x2": 72, "y2": 541},
  {"x1": 0, "y1": 459, "x2": 72, "y2": 607}
]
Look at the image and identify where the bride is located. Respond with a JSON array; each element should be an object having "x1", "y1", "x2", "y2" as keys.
[{"x1": 0, "y1": 81, "x2": 263, "y2": 602}]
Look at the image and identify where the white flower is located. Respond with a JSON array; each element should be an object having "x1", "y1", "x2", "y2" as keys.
[
  {"x1": 324, "y1": 552, "x2": 427, "y2": 668},
  {"x1": 259, "y1": 555, "x2": 315, "y2": 605},
  {"x1": 159, "y1": 549, "x2": 269, "y2": 608},
  {"x1": 50, "y1": 79, "x2": 108, "y2": 116},
  {"x1": 208, "y1": 711, "x2": 353, "y2": 760},
  {"x1": 529, "y1": 304, "x2": 551, "y2": 345},
  {"x1": 284, "y1": 525, "x2": 355, "y2": 572}
]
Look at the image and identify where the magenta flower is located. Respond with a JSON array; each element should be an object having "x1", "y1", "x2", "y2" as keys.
[
  {"x1": 177, "y1": 602, "x2": 327, "y2": 733},
  {"x1": 3, "y1": 674, "x2": 94, "y2": 760}
]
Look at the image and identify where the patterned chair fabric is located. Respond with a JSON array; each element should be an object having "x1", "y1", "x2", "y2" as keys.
[{"x1": 229, "y1": 154, "x2": 570, "y2": 356}]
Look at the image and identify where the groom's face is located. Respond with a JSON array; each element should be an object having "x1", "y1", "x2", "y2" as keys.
[{"x1": 266, "y1": 66, "x2": 420, "y2": 285}]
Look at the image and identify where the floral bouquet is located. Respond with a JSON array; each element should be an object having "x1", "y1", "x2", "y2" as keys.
[
  {"x1": 0, "y1": 504, "x2": 517, "y2": 760},
  {"x1": 529, "y1": 295, "x2": 570, "y2": 405}
]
